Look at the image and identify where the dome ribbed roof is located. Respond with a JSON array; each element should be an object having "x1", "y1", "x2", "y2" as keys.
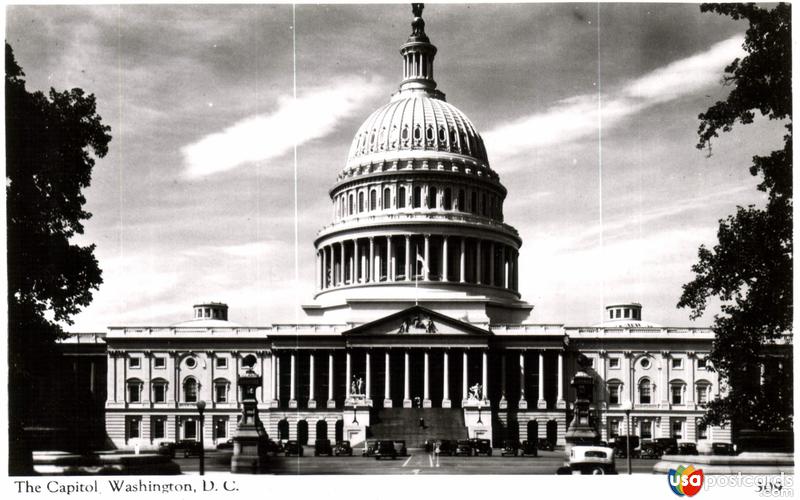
[{"x1": 346, "y1": 94, "x2": 489, "y2": 169}]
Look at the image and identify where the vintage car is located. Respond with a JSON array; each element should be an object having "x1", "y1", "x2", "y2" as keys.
[
  {"x1": 501, "y1": 440, "x2": 519, "y2": 457},
  {"x1": 677, "y1": 442, "x2": 698, "y2": 455},
  {"x1": 392, "y1": 440, "x2": 408, "y2": 457},
  {"x1": 374, "y1": 440, "x2": 398, "y2": 460},
  {"x1": 215, "y1": 438, "x2": 234, "y2": 451},
  {"x1": 455, "y1": 440, "x2": 473, "y2": 456},
  {"x1": 557, "y1": 446, "x2": 618, "y2": 475},
  {"x1": 361, "y1": 440, "x2": 378, "y2": 457},
  {"x1": 612, "y1": 436, "x2": 640, "y2": 459},
  {"x1": 334, "y1": 440, "x2": 353, "y2": 456},
  {"x1": 655, "y1": 438, "x2": 679, "y2": 455},
  {"x1": 520, "y1": 440, "x2": 539, "y2": 456},
  {"x1": 284, "y1": 440, "x2": 304, "y2": 457},
  {"x1": 158, "y1": 440, "x2": 203, "y2": 458},
  {"x1": 262, "y1": 438, "x2": 283, "y2": 456},
  {"x1": 711, "y1": 442, "x2": 736, "y2": 456},
  {"x1": 314, "y1": 439, "x2": 333, "y2": 456},
  {"x1": 438, "y1": 439, "x2": 459, "y2": 456},
  {"x1": 470, "y1": 438, "x2": 492, "y2": 456},
  {"x1": 537, "y1": 438, "x2": 555, "y2": 451},
  {"x1": 639, "y1": 441, "x2": 662, "y2": 459}
]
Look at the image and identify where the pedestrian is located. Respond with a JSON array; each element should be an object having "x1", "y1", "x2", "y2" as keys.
[
  {"x1": 419, "y1": 417, "x2": 425, "y2": 428},
  {"x1": 434, "y1": 440, "x2": 441, "y2": 467}
]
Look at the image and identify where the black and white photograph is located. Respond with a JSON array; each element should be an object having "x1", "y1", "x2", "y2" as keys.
[{"x1": 5, "y1": 1, "x2": 793, "y2": 490}]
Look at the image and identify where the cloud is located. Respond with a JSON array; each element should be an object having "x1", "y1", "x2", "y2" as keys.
[
  {"x1": 181, "y1": 77, "x2": 384, "y2": 178},
  {"x1": 482, "y1": 35, "x2": 745, "y2": 165}
]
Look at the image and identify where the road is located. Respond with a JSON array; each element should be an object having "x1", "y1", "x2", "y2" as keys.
[{"x1": 174, "y1": 450, "x2": 659, "y2": 475}]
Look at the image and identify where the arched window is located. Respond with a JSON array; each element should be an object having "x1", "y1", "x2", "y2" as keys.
[
  {"x1": 527, "y1": 420, "x2": 538, "y2": 441},
  {"x1": 401, "y1": 125, "x2": 409, "y2": 143},
  {"x1": 316, "y1": 420, "x2": 329, "y2": 441},
  {"x1": 695, "y1": 381, "x2": 712, "y2": 404},
  {"x1": 297, "y1": 420, "x2": 309, "y2": 446},
  {"x1": 428, "y1": 186, "x2": 438, "y2": 209},
  {"x1": 127, "y1": 378, "x2": 143, "y2": 403},
  {"x1": 398, "y1": 187, "x2": 407, "y2": 208},
  {"x1": 358, "y1": 192, "x2": 364, "y2": 212},
  {"x1": 278, "y1": 419, "x2": 289, "y2": 440},
  {"x1": 426, "y1": 125, "x2": 434, "y2": 142},
  {"x1": 638, "y1": 378, "x2": 652, "y2": 405},
  {"x1": 183, "y1": 378, "x2": 198, "y2": 403},
  {"x1": 438, "y1": 126, "x2": 447, "y2": 143},
  {"x1": 152, "y1": 378, "x2": 168, "y2": 403},
  {"x1": 214, "y1": 378, "x2": 231, "y2": 403},
  {"x1": 383, "y1": 187, "x2": 391, "y2": 210},
  {"x1": 607, "y1": 380, "x2": 623, "y2": 405},
  {"x1": 413, "y1": 186, "x2": 422, "y2": 208},
  {"x1": 670, "y1": 380, "x2": 686, "y2": 405},
  {"x1": 413, "y1": 125, "x2": 422, "y2": 143},
  {"x1": 370, "y1": 190, "x2": 377, "y2": 211},
  {"x1": 457, "y1": 189, "x2": 465, "y2": 211},
  {"x1": 481, "y1": 193, "x2": 487, "y2": 215},
  {"x1": 349, "y1": 193, "x2": 354, "y2": 215},
  {"x1": 450, "y1": 129, "x2": 458, "y2": 148},
  {"x1": 443, "y1": 188, "x2": 452, "y2": 210},
  {"x1": 470, "y1": 191, "x2": 477, "y2": 213}
]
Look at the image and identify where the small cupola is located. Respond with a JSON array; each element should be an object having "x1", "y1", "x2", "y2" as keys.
[
  {"x1": 192, "y1": 302, "x2": 229, "y2": 321},
  {"x1": 605, "y1": 303, "x2": 642, "y2": 321}
]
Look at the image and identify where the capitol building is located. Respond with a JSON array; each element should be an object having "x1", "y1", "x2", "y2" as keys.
[{"x1": 78, "y1": 5, "x2": 730, "y2": 452}]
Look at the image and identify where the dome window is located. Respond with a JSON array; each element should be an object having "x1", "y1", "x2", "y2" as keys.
[
  {"x1": 358, "y1": 192, "x2": 365, "y2": 213},
  {"x1": 383, "y1": 187, "x2": 391, "y2": 210},
  {"x1": 369, "y1": 190, "x2": 377, "y2": 211},
  {"x1": 413, "y1": 125, "x2": 422, "y2": 145},
  {"x1": 450, "y1": 128, "x2": 458, "y2": 147},
  {"x1": 412, "y1": 186, "x2": 422, "y2": 208},
  {"x1": 391, "y1": 125, "x2": 398, "y2": 148},
  {"x1": 428, "y1": 186, "x2": 438, "y2": 209},
  {"x1": 457, "y1": 189, "x2": 465, "y2": 211},
  {"x1": 438, "y1": 126, "x2": 447, "y2": 143},
  {"x1": 426, "y1": 125, "x2": 434, "y2": 144},
  {"x1": 398, "y1": 187, "x2": 407, "y2": 208},
  {"x1": 401, "y1": 125, "x2": 409, "y2": 144},
  {"x1": 443, "y1": 188, "x2": 452, "y2": 210}
]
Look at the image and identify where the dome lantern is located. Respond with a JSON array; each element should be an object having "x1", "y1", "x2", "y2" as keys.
[{"x1": 397, "y1": 3, "x2": 444, "y2": 100}]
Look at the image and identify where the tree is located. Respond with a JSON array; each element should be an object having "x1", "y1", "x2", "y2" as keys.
[
  {"x1": 6, "y1": 42, "x2": 111, "y2": 473},
  {"x1": 678, "y1": 4, "x2": 792, "y2": 432}
]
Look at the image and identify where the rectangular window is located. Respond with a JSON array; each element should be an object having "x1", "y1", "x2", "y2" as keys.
[
  {"x1": 671, "y1": 385, "x2": 683, "y2": 404},
  {"x1": 624, "y1": 308, "x2": 630, "y2": 318},
  {"x1": 671, "y1": 420, "x2": 683, "y2": 439},
  {"x1": 609, "y1": 385, "x2": 620, "y2": 405},
  {"x1": 128, "y1": 383, "x2": 141, "y2": 403},
  {"x1": 609, "y1": 358, "x2": 620, "y2": 369},
  {"x1": 153, "y1": 384, "x2": 166, "y2": 403},
  {"x1": 215, "y1": 383, "x2": 228, "y2": 403},
  {"x1": 127, "y1": 417, "x2": 141, "y2": 440},
  {"x1": 129, "y1": 357, "x2": 141, "y2": 369},
  {"x1": 153, "y1": 357, "x2": 166, "y2": 369},
  {"x1": 671, "y1": 358, "x2": 683, "y2": 369},
  {"x1": 609, "y1": 419, "x2": 620, "y2": 438},
  {"x1": 640, "y1": 421, "x2": 652, "y2": 439},
  {"x1": 697, "y1": 420, "x2": 708, "y2": 440},
  {"x1": 152, "y1": 417, "x2": 165, "y2": 440},
  {"x1": 697, "y1": 358, "x2": 707, "y2": 369},
  {"x1": 697, "y1": 386, "x2": 709, "y2": 404},
  {"x1": 214, "y1": 418, "x2": 228, "y2": 440},
  {"x1": 184, "y1": 419, "x2": 197, "y2": 440},
  {"x1": 615, "y1": 310, "x2": 621, "y2": 318},
  {"x1": 640, "y1": 384, "x2": 651, "y2": 404},
  {"x1": 215, "y1": 357, "x2": 228, "y2": 369}
]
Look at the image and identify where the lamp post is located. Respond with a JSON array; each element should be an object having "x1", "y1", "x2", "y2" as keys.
[
  {"x1": 196, "y1": 400, "x2": 206, "y2": 476},
  {"x1": 622, "y1": 401, "x2": 632, "y2": 475},
  {"x1": 352, "y1": 407, "x2": 358, "y2": 425},
  {"x1": 477, "y1": 398, "x2": 483, "y2": 424}
]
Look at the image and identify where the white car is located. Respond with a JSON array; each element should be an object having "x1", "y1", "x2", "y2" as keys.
[{"x1": 558, "y1": 446, "x2": 618, "y2": 475}]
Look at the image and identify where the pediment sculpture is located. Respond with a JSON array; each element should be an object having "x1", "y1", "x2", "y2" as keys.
[{"x1": 397, "y1": 313, "x2": 437, "y2": 334}]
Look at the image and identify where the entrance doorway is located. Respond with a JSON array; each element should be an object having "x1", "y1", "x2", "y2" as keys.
[
  {"x1": 184, "y1": 419, "x2": 197, "y2": 440},
  {"x1": 546, "y1": 420, "x2": 558, "y2": 445}
]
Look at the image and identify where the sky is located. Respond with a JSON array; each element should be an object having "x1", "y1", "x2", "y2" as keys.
[{"x1": 5, "y1": 3, "x2": 785, "y2": 331}]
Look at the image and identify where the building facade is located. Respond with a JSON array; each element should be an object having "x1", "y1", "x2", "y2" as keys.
[{"x1": 100, "y1": 6, "x2": 731, "y2": 451}]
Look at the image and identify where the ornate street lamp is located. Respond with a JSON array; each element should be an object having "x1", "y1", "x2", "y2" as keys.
[{"x1": 196, "y1": 400, "x2": 206, "y2": 476}]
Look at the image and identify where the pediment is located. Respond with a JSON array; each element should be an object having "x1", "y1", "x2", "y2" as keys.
[{"x1": 344, "y1": 306, "x2": 489, "y2": 337}]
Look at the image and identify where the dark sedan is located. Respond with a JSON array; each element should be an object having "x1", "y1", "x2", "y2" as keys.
[
  {"x1": 375, "y1": 440, "x2": 398, "y2": 460},
  {"x1": 284, "y1": 440, "x2": 304, "y2": 457},
  {"x1": 501, "y1": 440, "x2": 519, "y2": 457},
  {"x1": 334, "y1": 440, "x2": 353, "y2": 456},
  {"x1": 314, "y1": 439, "x2": 333, "y2": 456}
]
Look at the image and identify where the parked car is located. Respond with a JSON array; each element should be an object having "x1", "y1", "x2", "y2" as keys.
[
  {"x1": 362, "y1": 440, "x2": 378, "y2": 457},
  {"x1": 263, "y1": 438, "x2": 283, "y2": 456},
  {"x1": 561, "y1": 446, "x2": 617, "y2": 475},
  {"x1": 438, "y1": 439, "x2": 459, "y2": 456},
  {"x1": 216, "y1": 439, "x2": 234, "y2": 451},
  {"x1": 334, "y1": 440, "x2": 353, "y2": 456},
  {"x1": 284, "y1": 440, "x2": 304, "y2": 457},
  {"x1": 520, "y1": 440, "x2": 539, "y2": 457},
  {"x1": 613, "y1": 436, "x2": 640, "y2": 459},
  {"x1": 470, "y1": 438, "x2": 492, "y2": 456},
  {"x1": 537, "y1": 438, "x2": 555, "y2": 451},
  {"x1": 639, "y1": 441, "x2": 662, "y2": 459},
  {"x1": 160, "y1": 440, "x2": 203, "y2": 458},
  {"x1": 157, "y1": 441, "x2": 176, "y2": 458},
  {"x1": 375, "y1": 440, "x2": 398, "y2": 460},
  {"x1": 677, "y1": 442, "x2": 698, "y2": 455},
  {"x1": 711, "y1": 442, "x2": 736, "y2": 456},
  {"x1": 455, "y1": 440, "x2": 473, "y2": 456},
  {"x1": 314, "y1": 439, "x2": 333, "y2": 456},
  {"x1": 392, "y1": 440, "x2": 408, "y2": 457},
  {"x1": 501, "y1": 440, "x2": 519, "y2": 457},
  {"x1": 655, "y1": 438, "x2": 679, "y2": 455}
]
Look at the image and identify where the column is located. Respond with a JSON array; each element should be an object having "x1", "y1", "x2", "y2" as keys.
[
  {"x1": 386, "y1": 236, "x2": 393, "y2": 281},
  {"x1": 423, "y1": 350, "x2": 431, "y2": 407},
  {"x1": 519, "y1": 351, "x2": 527, "y2": 409},
  {"x1": 384, "y1": 351, "x2": 392, "y2": 408},
  {"x1": 462, "y1": 350, "x2": 468, "y2": 403},
  {"x1": 339, "y1": 242, "x2": 345, "y2": 285},
  {"x1": 365, "y1": 351, "x2": 371, "y2": 402},
  {"x1": 442, "y1": 350, "x2": 451, "y2": 408},
  {"x1": 369, "y1": 237, "x2": 375, "y2": 283},
  {"x1": 661, "y1": 351, "x2": 670, "y2": 406},
  {"x1": 687, "y1": 351, "x2": 696, "y2": 407},
  {"x1": 476, "y1": 240, "x2": 482, "y2": 284},
  {"x1": 499, "y1": 353, "x2": 507, "y2": 408},
  {"x1": 537, "y1": 351, "x2": 546, "y2": 409},
  {"x1": 289, "y1": 352, "x2": 297, "y2": 408},
  {"x1": 482, "y1": 350, "x2": 488, "y2": 402},
  {"x1": 504, "y1": 247, "x2": 510, "y2": 289},
  {"x1": 345, "y1": 350, "x2": 351, "y2": 399},
  {"x1": 275, "y1": 354, "x2": 281, "y2": 403},
  {"x1": 327, "y1": 352, "x2": 335, "y2": 408},
  {"x1": 556, "y1": 351, "x2": 565, "y2": 409},
  {"x1": 404, "y1": 235, "x2": 411, "y2": 281},
  {"x1": 459, "y1": 238, "x2": 466, "y2": 283},
  {"x1": 442, "y1": 236, "x2": 449, "y2": 282},
  {"x1": 353, "y1": 239, "x2": 360, "y2": 283},
  {"x1": 423, "y1": 234, "x2": 430, "y2": 280},
  {"x1": 403, "y1": 351, "x2": 411, "y2": 407},
  {"x1": 270, "y1": 352, "x2": 277, "y2": 404},
  {"x1": 623, "y1": 351, "x2": 632, "y2": 406},
  {"x1": 489, "y1": 241, "x2": 495, "y2": 286},
  {"x1": 308, "y1": 352, "x2": 316, "y2": 408},
  {"x1": 316, "y1": 251, "x2": 321, "y2": 290}
]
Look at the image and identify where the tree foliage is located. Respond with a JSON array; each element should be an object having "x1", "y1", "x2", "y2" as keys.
[
  {"x1": 678, "y1": 4, "x2": 792, "y2": 431},
  {"x1": 6, "y1": 42, "x2": 111, "y2": 470}
]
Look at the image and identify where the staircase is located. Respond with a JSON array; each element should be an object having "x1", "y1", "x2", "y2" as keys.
[{"x1": 368, "y1": 408, "x2": 468, "y2": 447}]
